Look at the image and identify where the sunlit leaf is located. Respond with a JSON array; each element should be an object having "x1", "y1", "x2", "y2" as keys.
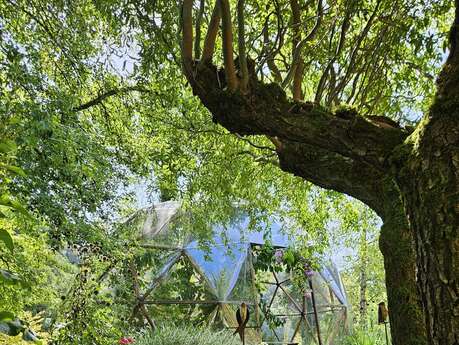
[
  {"x1": 0, "y1": 140, "x2": 17, "y2": 154},
  {"x1": 0, "y1": 311, "x2": 14, "y2": 322},
  {"x1": 0, "y1": 229, "x2": 14, "y2": 252},
  {"x1": 0, "y1": 163, "x2": 26, "y2": 177}
]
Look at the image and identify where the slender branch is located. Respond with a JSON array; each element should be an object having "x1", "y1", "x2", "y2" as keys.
[
  {"x1": 282, "y1": 0, "x2": 323, "y2": 89},
  {"x1": 235, "y1": 134, "x2": 276, "y2": 152},
  {"x1": 73, "y1": 86, "x2": 149, "y2": 112},
  {"x1": 237, "y1": 0, "x2": 249, "y2": 91},
  {"x1": 181, "y1": 0, "x2": 194, "y2": 78},
  {"x1": 290, "y1": 0, "x2": 304, "y2": 100},
  {"x1": 262, "y1": 17, "x2": 282, "y2": 83},
  {"x1": 315, "y1": 12, "x2": 350, "y2": 103},
  {"x1": 201, "y1": 1, "x2": 221, "y2": 63},
  {"x1": 219, "y1": 0, "x2": 238, "y2": 91},
  {"x1": 194, "y1": 0, "x2": 206, "y2": 59},
  {"x1": 332, "y1": 0, "x2": 381, "y2": 98}
]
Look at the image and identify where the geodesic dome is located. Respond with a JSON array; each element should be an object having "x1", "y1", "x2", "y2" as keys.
[{"x1": 125, "y1": 201, "x2": 348, "y2": 345}]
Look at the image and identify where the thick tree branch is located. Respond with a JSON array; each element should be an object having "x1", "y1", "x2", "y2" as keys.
[
  {"x1": 274, "y1": 139, "x2": 386, "y2": 215},
  {"x1": 190, "y1": 64, "x2": 408, "y2": 170},
  {"x1": 194, "y1": 0, "x2": 206, "y2": 60},
  {"x1": 201, "y1": 1, "x2": 221, "y2": 64},
  {"x1": 73, "y1": 86, "x2": 149, "y2": 112},
  {"x1": 219, "y1": 0, "x2": 238, "y2": 91},
  {"x1": 237, "y1": 0, "x2": 249, "y2": 91},
  {"x1": 181, "y1": 0, "x2": 194, "y2": 78}
]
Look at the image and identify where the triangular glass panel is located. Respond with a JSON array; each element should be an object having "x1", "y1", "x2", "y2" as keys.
[
  {"x1": 145, "y1": 254, "x2": 217, "y2": 323},
  {"x1": 185, "y1": 240, "x2": 250, "y2": 301},
  {"x1": 227, "y1": 248, "x2": 257, "y2": 302}
]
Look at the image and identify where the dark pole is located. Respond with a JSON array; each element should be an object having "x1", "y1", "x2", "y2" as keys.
[{"x1": 309, "y1": 278, "x2": 323, "y2": 345}]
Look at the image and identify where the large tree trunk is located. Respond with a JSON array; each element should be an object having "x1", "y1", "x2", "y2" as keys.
[
  {"x1": 391, "y1": 10, "x2": 459, "y2": 343},
  {"x1": 393, "y1": 112, "x2": 459, "y2": 345},
  {"x1": 379, "y1": 188, "x2": 427, "y2": 345}
]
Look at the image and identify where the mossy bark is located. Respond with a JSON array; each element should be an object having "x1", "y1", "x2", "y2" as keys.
[
  {"x1": 389, "y1": 22, "x2": 459, "y2": 341},
  {"x1": 392, "y1": 113, "x2": 459, "y2": 345},
  {"x1": 379, "y1": 186, "x2": 427, "y2": 345}
]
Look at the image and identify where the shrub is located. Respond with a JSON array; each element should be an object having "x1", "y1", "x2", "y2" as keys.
[
  {"x1": 341, "y1": 327, "x2": 388, "y2": 345},
  {"x1": 136, "y1": 324, "x2": 240, "y2": 345}
]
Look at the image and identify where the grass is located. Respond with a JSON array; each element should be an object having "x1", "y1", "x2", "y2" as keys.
[
  {"x1": 341, "y1": 327, "x2": 389, "y2": 345},
  {"x1": 135, "y1": 324, "x2": 240, "y2": 345}
]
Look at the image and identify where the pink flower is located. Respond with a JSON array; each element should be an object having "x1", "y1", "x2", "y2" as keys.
[
  {"x1": 303, "y1": 262, "x2": 314, "y2": 277},
  {"x1": 119, "y1": 337, "x2": 135, "y2": 344},
  {"x1": 305, "y1": 269, "x2": 314, "y2": 277},
  {"x1": 274, "y1": 249, "x2": 284, "y2": 263}
]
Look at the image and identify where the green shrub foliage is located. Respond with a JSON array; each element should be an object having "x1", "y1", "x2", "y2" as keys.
[{"x1": 136, "y1": 325, "x2": 240, "y2": 345}]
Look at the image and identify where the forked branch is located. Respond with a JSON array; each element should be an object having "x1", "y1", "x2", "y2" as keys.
[
  {"x1": 194, "y1": 0, "x2": 205, "y2": 59},
  {"x1": 282, "y1": 0, "x2": 323, "y2": 89},
  {"x1": 201, "y1": 1, "x2": 221, "y2": 63},
  {"x1": 219, "y1": 0, "x2": 238, "y2": 91},
  {"x1": 237, "y1": 0, "x2": 249, "y2": 91}
]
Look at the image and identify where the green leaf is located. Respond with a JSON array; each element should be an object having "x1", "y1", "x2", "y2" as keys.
[
  {"x1": 0, "y1": 229, "x2": 14, "y2": 252},
  {"x1": 0, "y1": 164, "x2": 26, "y2": 177},
  {"x1": 283, "y1": 250, "x2": 295, "y2": 266},
  {"x1": 0, "y1": 195, "x2": 31, "y2": 218},
  {"x1": 0, "y1": 311, "x2": 14, "y2": 322},
  {"x1": 0, "y1": 140, "x2": 17, "y2": 154}
]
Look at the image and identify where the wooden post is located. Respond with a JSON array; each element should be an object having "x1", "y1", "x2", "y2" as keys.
[
  {"x1": 129, "y1": 260, "x2": 156, "y2": 331},
  {"x1": 309, "y1": 278, "x2": 323, "y2": 345}
]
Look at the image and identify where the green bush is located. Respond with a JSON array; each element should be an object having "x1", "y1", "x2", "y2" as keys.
[
  {"x1": 341, "y1": 327, "x2": 389, "y2": 345},
  {"x1": 136, "y1": 325, "x2": 241, "y2": 345}
]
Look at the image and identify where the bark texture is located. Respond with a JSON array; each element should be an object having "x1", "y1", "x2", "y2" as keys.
[
  {"x1": 390, "y1": 5, "x2": 459, "y2": 342},
  {"x1": 379, "y1": 184, "x2": 427, "y2": 345},
  {"x1": 392, "y1": 106, "x2": 459, "y2": 345}
]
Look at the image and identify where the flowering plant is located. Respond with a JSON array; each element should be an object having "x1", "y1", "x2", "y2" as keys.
[
  {"x1": 274, "y1": 249, "x2": 284, "y2": 263},
  {"x1": 119, "y1": 336, "x2": 135, "y2": 344}
]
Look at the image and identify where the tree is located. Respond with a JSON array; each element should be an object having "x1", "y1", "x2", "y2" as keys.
[{"x1": 179, "y1": 1, "x2": 458, "y2": 345}]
